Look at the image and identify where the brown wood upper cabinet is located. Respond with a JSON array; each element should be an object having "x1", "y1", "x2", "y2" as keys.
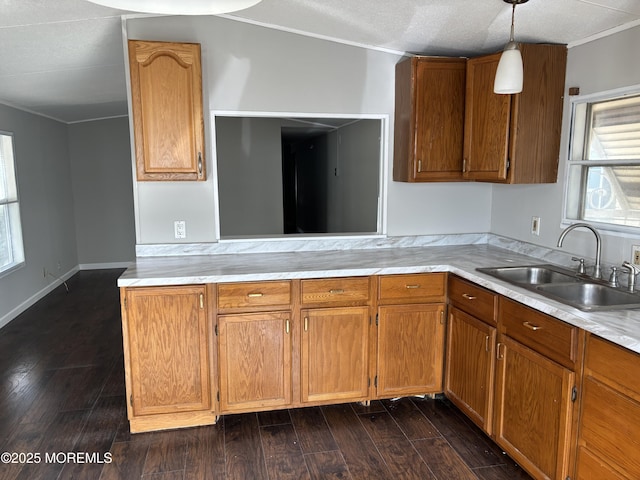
[
  {"x1": 128, "y1": 40, "x2": 206, "y2": 181},
  {"x1": 393, "y1": 44, "x2": 567, "y2": 184},
  {"x1": 463, "y1": 44, "x2": 567, "y2": 183},
  {"x1": 393, "y1": 56, "x2": 466, "y2": 182}
]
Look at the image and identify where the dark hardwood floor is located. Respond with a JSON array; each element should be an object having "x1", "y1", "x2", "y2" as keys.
[{"x1": 0, "y1": 269, "x2": 532, "y2": 480}]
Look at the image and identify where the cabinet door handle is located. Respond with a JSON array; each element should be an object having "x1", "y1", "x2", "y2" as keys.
[
  {"x1": 523, "y1": 321, "x2": 542, "y2": 331},
  {"x1": 417, "y1": 159, "x2": 422, "y2": 173},
  {"x1": 247, "y1": 292, "x2": 264, "y2": 298},
  {"x1": 496, "y1": 342, "x2": 504, "y2": 359},
  {"x1": 199, "y1": 293, "x2": 204, "y2": 309},
  {"x1": 197, "y1": 152, "x2": 203, "y2": 178},
  {"x1": 485, "y1": 335, "x2": 490, "y2": 352},
  {"x1": 304, "y1": 316, "x2": 308, "y2": 332},
  {"x1": 462, "y1": 293, "x2": 476, "y2": 300},
  {"x1": 405, "y1": 284, "x2": 421, "y2": 289},
  {"x1": 329, "y1": 289, "x2": 344, "y2": 294},
  {"x1": 285, "y1": 319, "x2": 290, "y2": 334}
]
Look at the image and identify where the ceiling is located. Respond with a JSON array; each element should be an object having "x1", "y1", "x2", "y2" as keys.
[{"x1": 1, "y1": 0, "x2": 640, "y2": 124}]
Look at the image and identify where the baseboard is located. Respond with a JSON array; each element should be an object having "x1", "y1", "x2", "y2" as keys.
[
  {"x1": 78, "y1": 261, "x2": 132, "y2": 270},
  {"x1": 0, "y1": 266, "x2": 80, "y2": 330}
]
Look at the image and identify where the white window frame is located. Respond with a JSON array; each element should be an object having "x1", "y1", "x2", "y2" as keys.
[
  {"x1": 563, "y1": 84, "x2": 640, "y2": 236},
  {"x1": 0, "y1": 131, "x2": 25, "y2": 276}
]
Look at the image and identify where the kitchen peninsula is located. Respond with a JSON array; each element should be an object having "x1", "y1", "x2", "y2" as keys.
[{"x1": 118, "y1": 236, "x2": 640, "y2": 480}]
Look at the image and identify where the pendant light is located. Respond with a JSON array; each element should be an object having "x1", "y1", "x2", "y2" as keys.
[
  {"x1": 494, "y1": 0, "x2": 529, "y2": 94},
  {"x1": 84, "y1": 0, "x2": 263, "y2": 15}
]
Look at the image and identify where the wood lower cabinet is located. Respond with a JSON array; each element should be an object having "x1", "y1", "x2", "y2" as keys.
[
  {"x1": 376, "y1": 273, "x2": 446, "y2": 398},
  {"x1": 377, "y1": 303, "x2": 445, "y2": 397},
  {"x1": 120, "y1": 285, "x2": 214, "y2": 433},
  {"x1": 495, "y1": 298, "x2": 582, "y2": 480},
  {"x1": 300, "y1": 306, "x2": 370, "y2": 403},
  {"x1": 576, "y1": 334, "x2": 640, "y2": 479},
  {"x1": 494, "y1": 335, "x2": 575, "y2": 480},
  {"x1": 445, "y1": 305, "x2": 496, "y2": 433},
  {"x1": 216, "y1": 281, "x2": 292, "y2": 413},
  {"x1": 218, "y1": 311, "x2": 291, "y2": 412},
  {"x1": 445, "y1": 275, "x2": 497, "y2": 434}
]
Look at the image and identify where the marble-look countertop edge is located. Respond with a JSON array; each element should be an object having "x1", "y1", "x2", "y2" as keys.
[{"x1": 117, "y1": 244, "x2": 640, "y2": 355}]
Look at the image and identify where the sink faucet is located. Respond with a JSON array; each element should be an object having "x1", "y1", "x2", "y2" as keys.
[
  {"x1": 557, "y1": 223, "x2": 602, "y2": 279},
  {"x1": 622, "y1": 262, "x2": 640, "y2": 292}
]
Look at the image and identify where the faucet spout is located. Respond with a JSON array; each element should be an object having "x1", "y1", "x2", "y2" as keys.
[{"x1": 557, "y1": 223, "x2": 602, "y2": 279}]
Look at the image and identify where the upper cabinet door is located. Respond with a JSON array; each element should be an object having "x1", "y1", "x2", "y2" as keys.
[
  {"x1": 393, "y1": 57, "x2": 466, "y2": 182},
  {"x1": 463, "y1": 52, "x2": 511, "y2": 182},
  {"x1": 463, "y1": 44, "x2": 567, "y2": 184},
  {"x1": 128, "y1": 40, "x2": 206, "y2": 181}
]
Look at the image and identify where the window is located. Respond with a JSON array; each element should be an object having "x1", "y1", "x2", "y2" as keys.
[
  {"x1": 565, "y1": 88, "x2": 640, "y2": 232},
  {"x1": 0, "y1": 132, "x2": 24, "y2": 275}
]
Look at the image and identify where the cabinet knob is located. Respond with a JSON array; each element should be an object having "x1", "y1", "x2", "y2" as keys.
[{"x1": 197, "y1": 152, "x2": 203, "y2": 178}]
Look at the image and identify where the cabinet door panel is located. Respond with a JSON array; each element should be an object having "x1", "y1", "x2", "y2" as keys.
[
  {"x1": 219, "y1": 311, "x2": 291, "y2": 412},
  {"x1": 579, "y1": 376, "x2": 640, "y2": 478},
  {"x1": 377, "y1": 304, "x2": 445, "y2": 397},
  {"x1": 494, "y1": 336, "x2": 574, "y2": 480},
  {"x1": 445, "y1": 306, "x2": 496, "y2": 434},
  {"x1": 463, "y1": 52, "x2": 511, "y2": 181},
  {"x1": 125, "y1": 286, "x2": 210, "y2": 416},
  {"x1": 129, "y1": 40, "x2": 205, "y2": 181},
  {"x1": 301, "y1": 307, "x2": 369, "y2": 403}
]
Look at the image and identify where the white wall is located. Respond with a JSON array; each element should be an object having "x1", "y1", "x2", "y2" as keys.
[
  {"x1": 215, "y1": 116, "x2": 283, "y2": 236},
  {"x1": 491, "y1": 25, "x2": 640, "y2": 266},
  {"x1": 68, "y1": 117, "x2": 135, "y2": 266},
  {"x1": 125, "y1": 15, "x2": 493, "y2": 244},
  {"x1": 0, "y1": 104, "x2": 78, "y2": 327}
]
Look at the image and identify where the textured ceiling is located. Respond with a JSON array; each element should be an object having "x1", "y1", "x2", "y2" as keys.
[{"x1": 1, "y1": 0, "x2": 639, "y2": 123}]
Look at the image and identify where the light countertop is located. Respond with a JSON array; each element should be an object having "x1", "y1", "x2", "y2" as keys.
[{"x1": 118, "y1": 243, "x2": 640, "y2": 355}]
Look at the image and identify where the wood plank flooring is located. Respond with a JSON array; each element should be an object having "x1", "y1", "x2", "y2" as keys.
[{"x1": 0, "y1": 269, "x2": 532, "y2": 480}]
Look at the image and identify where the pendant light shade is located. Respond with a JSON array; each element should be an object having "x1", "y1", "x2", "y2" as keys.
[
  {"x1": 494, "y1": 42, "x2": 523, "y2": 94},
  {"x1": 493, "y1": 0, "x2": 529, "y2": 94},
  {"x1": 84, "y1": 0, "x2": 263, "y2": 15}
]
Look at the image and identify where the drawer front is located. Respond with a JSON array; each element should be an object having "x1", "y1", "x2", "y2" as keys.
[
  {"x1": 217, "y1": 281, "x2": 291, "y2": 310},
  {"x1": 301, "y1": 277, "x2": 370, "y2": 305},
  {"x1": 499, "y1": 297, "x2": 578, "y2": 369},
  {"x1": 448, "y1": 275, "x2": 496, "y2": 325},
  {"x1": 586, "y1": 334, "x2": 640, "y2": 400},
  {"x1": 378, "y1": 273, "x2": 445, "y2": 304}
]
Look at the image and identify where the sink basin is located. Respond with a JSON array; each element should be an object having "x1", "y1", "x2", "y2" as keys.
[
  {"x1": 477, "y1": 264, "x2": 580, "y2": 285},
  {"x1": 477, "y1": 264, "x2": 640, "y2": 311},
  {"x1": 536, "y1": 283, "x2": 640, "y2": 311}
]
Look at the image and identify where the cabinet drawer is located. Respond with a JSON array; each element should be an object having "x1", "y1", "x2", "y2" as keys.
[
  {"x1": 448, "y1": 275, "x2": 497, "y2": 325},
  {"x1": 217, "y1": 281, "x2": 291, "y2": 310},
  {"x1": 378, "y1": 273, "x2": 445, "y2": 304},
  {"x1": 586, "y1": 334, "x2": 640, "y2": 400},
  {"x1": 499, "y1": 297, "x2": 579, "y2": 369},
  {"x1": 301, "y1": 277, "x2": 370, "y2": 305}
]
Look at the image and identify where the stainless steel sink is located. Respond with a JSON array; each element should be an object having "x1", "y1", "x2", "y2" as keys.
[
  {"x1": 477, "y1": 264, "x2": 640, "y2": 311},
  {"x1": 536, "y1": 283, "x2": 640, "y2": 311},
  {"x1": 477, "y1": 264, "x2": 580, "y2": 285}
]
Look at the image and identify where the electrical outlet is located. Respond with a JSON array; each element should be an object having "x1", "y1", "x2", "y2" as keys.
[
  {"x1": 632, "y1": 245, "x2": 640, "y2": 266},
  {"x1": 174, "y1": 220, "x2": 186, "y2": 239},
  {"x1": 531, "y1": 216, "x2": 541, "y2": 236}
]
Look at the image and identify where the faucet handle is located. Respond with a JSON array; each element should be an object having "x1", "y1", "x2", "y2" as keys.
[
  {"x1": 609, "y1": 266, "x2": 620, "y2": 287},
  {"x1": 571, "y1": 257, "x2": 586, "y2": 274},
  {"x1": 622, "y1": 261, "x2": 640, "y2": 275}
]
